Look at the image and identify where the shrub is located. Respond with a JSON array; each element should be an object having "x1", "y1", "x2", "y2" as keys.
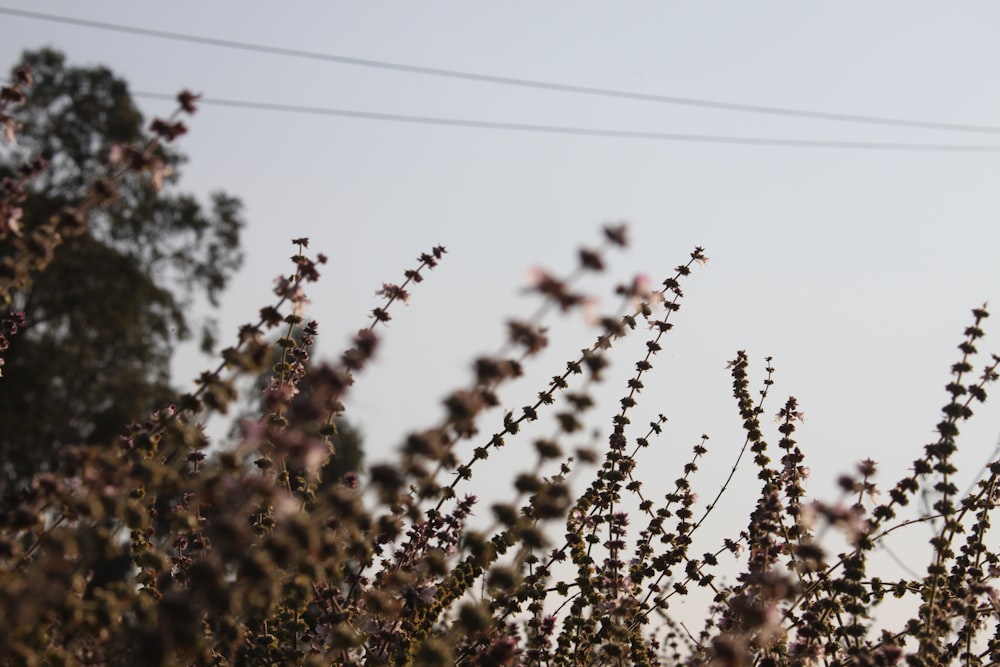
[{"x1": 3, "y1": 63, "x2": 1000, "y2": 667}]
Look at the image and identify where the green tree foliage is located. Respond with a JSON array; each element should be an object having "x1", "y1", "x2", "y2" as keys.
[{"x1": 0, "y1": 49, "x2": 243, "y2": 491}]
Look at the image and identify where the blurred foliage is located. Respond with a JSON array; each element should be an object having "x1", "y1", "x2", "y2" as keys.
[{"x1": 0, "y1": 49, "x2": 243, "y2": 491}]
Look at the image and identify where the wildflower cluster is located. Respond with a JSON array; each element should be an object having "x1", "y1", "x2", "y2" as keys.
[{"x1": 3, "y1": 61, "x2": 1000, "y2": 667}]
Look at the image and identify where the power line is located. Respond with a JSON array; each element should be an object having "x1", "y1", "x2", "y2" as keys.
[
  {"x1": 134, "y1": 91, "x2": 1000, "y2": 152},
  {"x1": 4, "y1": 5, "x2": 1000, "y2": 136}
]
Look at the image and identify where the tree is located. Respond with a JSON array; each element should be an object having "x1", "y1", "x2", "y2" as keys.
[{"x1": 0, "y1": 49, "x2": 244, "y2": 491}]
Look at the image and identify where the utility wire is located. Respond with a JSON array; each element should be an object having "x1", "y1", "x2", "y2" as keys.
[
  {"x1": 134, "y1": 91, "x2": 1000, "y2": 152},
  {"x1": 5, "y1": 5, "x2": 1000, "y2": 136}
]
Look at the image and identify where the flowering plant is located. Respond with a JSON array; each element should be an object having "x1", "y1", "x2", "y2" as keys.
[{"x1": 2, "y1": 63, "x2": 1000, "y2": 667}]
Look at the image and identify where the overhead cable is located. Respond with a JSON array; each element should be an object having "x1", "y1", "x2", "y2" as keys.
[
  {"x1": 4, "y1": 5, "x2": 1000, "y2": 136},
  {"x1": 134, "y1": 91, "x2": 1000, "y2": 152}
]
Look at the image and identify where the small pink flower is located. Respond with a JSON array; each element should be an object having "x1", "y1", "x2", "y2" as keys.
[
  {"x1": 108, "y1": 144, "x2": 125, "y2": 164},
  {"x1": 3, "y1": 118, "x2": 17, "y2": 145},
  {"x1": 524, "y1": 266, "x2": 548, "y2": 288}
]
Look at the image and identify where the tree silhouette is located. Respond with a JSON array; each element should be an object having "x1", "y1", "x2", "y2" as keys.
[{"x1": 0, "y1": 49, "x2": 244, "y2": 491}]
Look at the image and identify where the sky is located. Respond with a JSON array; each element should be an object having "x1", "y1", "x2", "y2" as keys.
[{"x1": 3, "y1": 1, "x2": 1000, "y2": 620}]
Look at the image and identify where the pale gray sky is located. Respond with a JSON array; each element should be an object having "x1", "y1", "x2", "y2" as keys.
[{"x1": 3, "y1": 2, "x2": 999, "y2": 609}]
